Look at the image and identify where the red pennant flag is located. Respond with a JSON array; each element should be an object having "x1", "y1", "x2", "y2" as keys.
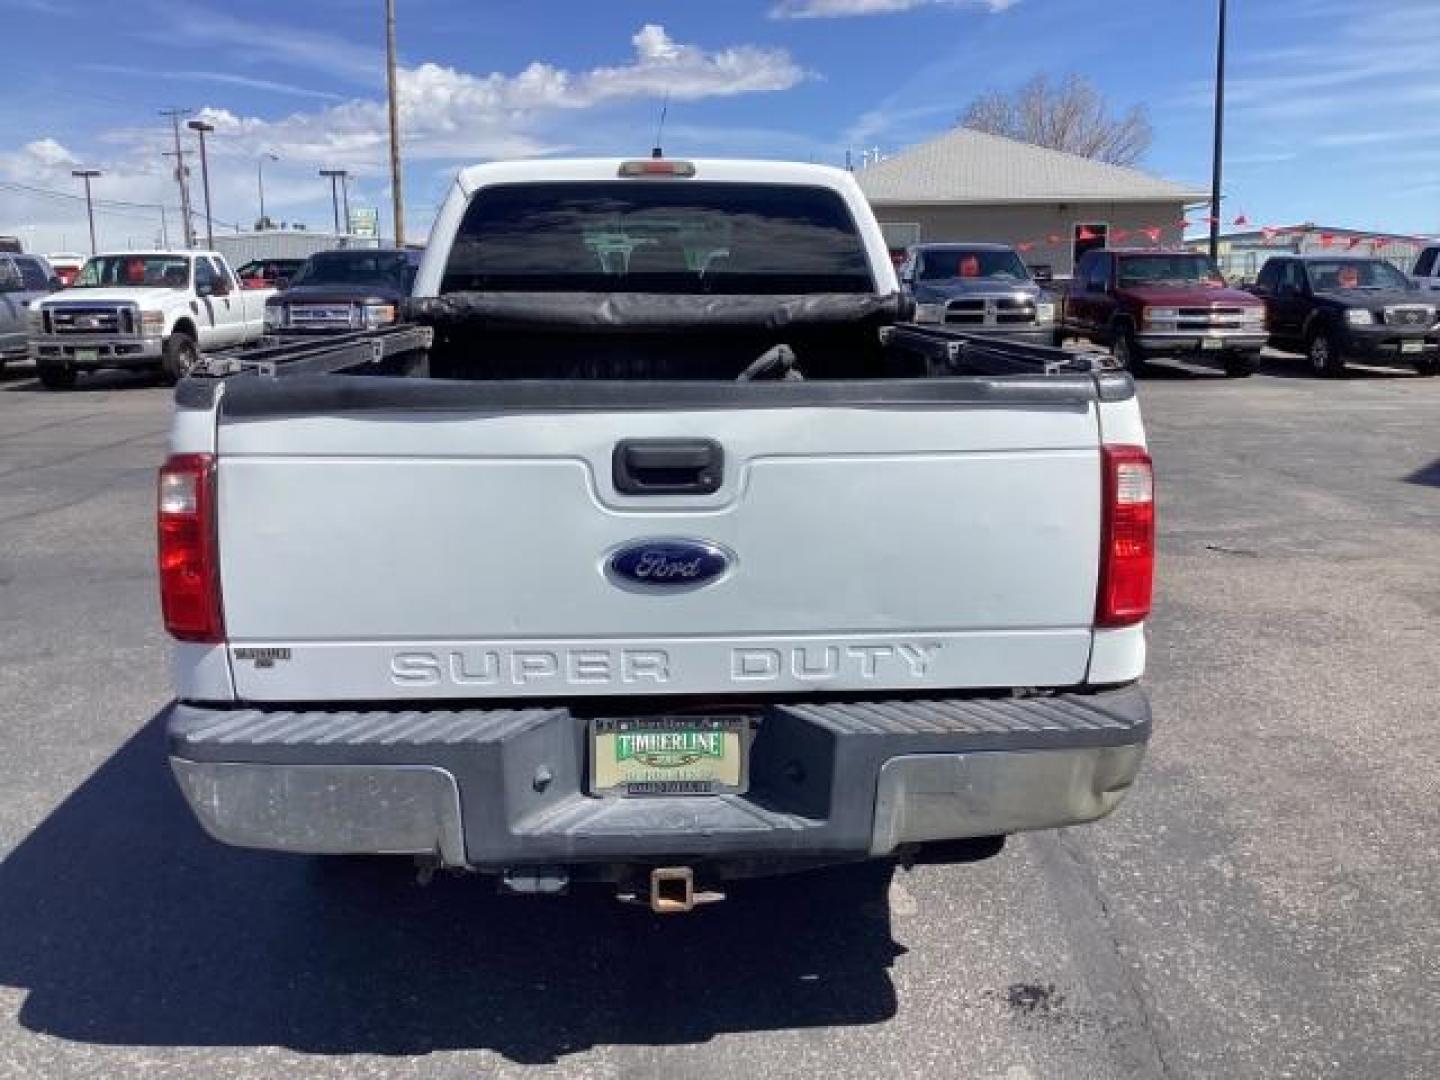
[
  {"x1": 1179, "y1": 219, "x2": 1193, "y2": 229},
  {"x1": 1319, "y1": 233, "x2": 1336, "y2": 247},
  {"x1": 1142, "y1": 227, "x2": 1162, "y2": 244},
  {"x1": 1347, "y1": 236, "x2": 1366, "y2": 250},
  {"x1": 1077, "y1": 225, "x2": 1099, "y2": 242},
  {"x1": 1047, "y1": 234, "x2": 1061, "y2": 245},
  {"x1": 1017, "y1": 242, "x2": 1036, "y2": 253},
  {"x1": 1233, "y1": 214, "x2": 1250, "y2": 226},
  {"x1": 1112, "y1": 228, "x2": 1130, "y2": 242},
  {"x1": 1260, "y1": 226, "x2": 1278, "y2": 241}
]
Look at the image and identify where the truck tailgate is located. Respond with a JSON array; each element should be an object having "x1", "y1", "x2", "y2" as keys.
[{"x1": 214, "y1": 381, "x2": 1103, "y2": 701}]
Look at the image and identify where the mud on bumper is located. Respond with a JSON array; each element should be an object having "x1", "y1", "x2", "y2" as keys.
[{"x1": 166, "y1": 685, "x2": 1150, "y2": 874}]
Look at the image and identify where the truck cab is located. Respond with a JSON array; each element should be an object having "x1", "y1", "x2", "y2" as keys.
[{"x1": 29, "y1": 251, "x2": 275, "y2": 388}]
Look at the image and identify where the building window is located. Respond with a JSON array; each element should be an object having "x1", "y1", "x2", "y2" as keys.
[
  {"x1": 879, "y1": 222, "x2": 921, "y2": 266},
  {"x1": 1073, "y1": 222, "x2": 1109, "y2": 267}
]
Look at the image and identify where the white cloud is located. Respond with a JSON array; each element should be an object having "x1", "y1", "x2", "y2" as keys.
[
  {"x1": 1, "y1": 24, "x2": 808, "y2": 250},
  {"x1": 115, "y1": 24, "x2": 808, "y2": 168},
  {"x1": 770, "y1": 0, "x2": 1017, "y2": 18}
]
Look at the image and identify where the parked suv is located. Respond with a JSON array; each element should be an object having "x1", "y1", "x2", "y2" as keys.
[
  {"x1": 899, "y1": 242, "x2": 1055, "y2": 345},
  {"x1": 1056, "y1": 249, "x2": 1266, "y2": 377},
  {"x1": 0, "y1": 253, "x2": 59, "y2": 369},
  {"x1": 1250, "y1": 255, "x2": 1438, "y2": 377}
]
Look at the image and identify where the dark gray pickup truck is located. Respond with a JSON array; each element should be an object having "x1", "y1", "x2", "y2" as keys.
[{"x1": 899, "y1": 243, "x2": 1056, "y2": 345}]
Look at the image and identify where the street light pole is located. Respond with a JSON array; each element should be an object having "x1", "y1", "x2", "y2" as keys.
[
  {"x1": 1209, "y1": 0, "x2": 1227, "y2": 261},
  {"x1": 187, "y1": 119, "x2": 216, "y2": 250},
  {"x1": 319, "y1": 168, "x2": 347, "y2": 235},
  {"x1": 385, "y1": 0, "x2": 406, "y2": 246},
  {"x1": 257, "y1": 152, "x2": 278, "y2": 229},
  {"x1": 71, "y1": 169, "x2": 101, "y2": 254}
]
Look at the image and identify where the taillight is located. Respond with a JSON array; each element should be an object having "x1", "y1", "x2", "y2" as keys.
[
  {"x1": 1096, "y1": 445, "x2": 1155, "y2": 628},
  {"x1": 157, "y1": 453, "x2": 223, "y2": 642}
]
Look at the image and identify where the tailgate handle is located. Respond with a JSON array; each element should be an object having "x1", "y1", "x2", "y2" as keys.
[{"x1": 613, "y1": 439, "x2": 724, "y2": 495}]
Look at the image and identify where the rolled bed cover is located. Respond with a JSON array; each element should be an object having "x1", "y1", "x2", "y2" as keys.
[{"x1": 406, "y1": 291, "x2": 914, "y2": 334}]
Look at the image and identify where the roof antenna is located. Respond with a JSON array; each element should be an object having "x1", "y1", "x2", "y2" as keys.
[{"x1": 652, "y1": 92, "x2": 669, "y2": 159}]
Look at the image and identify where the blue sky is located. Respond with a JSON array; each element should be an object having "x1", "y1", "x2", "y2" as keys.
[{"x1": 1, "y1": 0, "x2": 1437, "y2": 252}]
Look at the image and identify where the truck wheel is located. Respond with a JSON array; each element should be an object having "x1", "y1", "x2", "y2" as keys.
[
  {"x1": 161, "y1": 332, "x2": 199, "y2": 384},
  {"x1": 1051, "y1": 328, "x2": 1067, "y2": 348},
  {"x1": 1306, "y1": 329, "x2": 1346, "y2": 378},
  {"x1": 1111, "y1": 327, "x2": 1148, "y2": 375},
  {"x1": 1223, "y1": 352, "x2": 1258, "y2": 378},
  {"x1": 37, "y1": 360, "x2": 77, "y2": 390}
]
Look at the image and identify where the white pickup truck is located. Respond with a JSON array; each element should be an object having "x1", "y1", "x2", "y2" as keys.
[
  {"x1": 29, "y1": 250, "x2": 273, "y2": 388},
  {"x1": 160, "y1": 159, "x2": 1154, "y2": 912}
]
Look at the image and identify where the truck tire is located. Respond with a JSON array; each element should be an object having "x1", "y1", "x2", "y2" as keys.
[
  {"x1": 1111, "y1": 326, "x2": 1149, "y2": 375},
  {"x1": 1306, "y1": 327, "x2": 1346, "y2": 378},
  {"x1": 37, "y1": 359, "x2": 77, "y2": 390},
  {"x1": 161, "y1": 332, "x2": 199, "y2": 384},
  {"x1": 1223, "y1": 351, "x2": 1258, "y2": 378},
  {"x1": 1051, "y1": 327, "x2": 1068, "y2": 348}
]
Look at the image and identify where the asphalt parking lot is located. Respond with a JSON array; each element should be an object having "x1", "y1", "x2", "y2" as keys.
[{"x1": 0, "y1": 356, "x2": 1436, "y2": 1079}]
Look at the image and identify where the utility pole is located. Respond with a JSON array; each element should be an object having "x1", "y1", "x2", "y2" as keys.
[
  {"x1": 340, "y1": 173, "x2": 352, "y2": 236},
  {"x1": 71, "y1": 169, "x2": 101, "y2": 254},
  {"x1": 319, "y1": 168, "x2": 347, "y2": 234},
  {"x1": 1209, "y1": 0, "x2": 1227, "y2": 261},
  {"x1": 385, "y1": 0, "x2": 406, "y2": 246},
  {"x1": 257, "y1": 151, "x2": 278, "y2": 229},
  {"x1": 160, "y1": 108, "x2": 195, "y2": 247},
  {"x1": 187, "y1": 119, "x2": 216, "y2": 249}
]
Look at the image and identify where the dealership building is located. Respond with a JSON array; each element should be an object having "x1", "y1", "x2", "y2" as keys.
[{"x1": 854, "y1": 127, "x2": 1207, "y2": 278}]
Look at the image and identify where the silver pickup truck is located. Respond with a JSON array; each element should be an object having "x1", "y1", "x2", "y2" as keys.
[
  {"x1": 900, "y1": 242, "x2": 1057, "y2": 345},
  {"x1": 159, "y1": 158, "x2": 1154, "y2": 912}
]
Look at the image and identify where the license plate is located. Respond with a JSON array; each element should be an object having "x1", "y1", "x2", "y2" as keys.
[
  {"x1": 74, "y1": 348, "x2": 98, "y2": 363},
  {"x1": 590, "y1": 716, "x2": 750, "y2": 797},
  {"x1": 1200, "y1": 337, "x2": 1223, "y2": 351},
  {"x1": 1400, "y1": 340, "x2": 1423, "y2": 354}
]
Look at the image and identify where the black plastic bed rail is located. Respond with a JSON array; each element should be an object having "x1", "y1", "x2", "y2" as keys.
[
  {"x1": 186, "y1": 321, "x2": 1102, "y2": 383},
  {"x1": 190, "y1": 324, "x2": 433, "y2": 380},
  {"x1": 883, "y1": 323, "x2": 1109, "y2": 376}
]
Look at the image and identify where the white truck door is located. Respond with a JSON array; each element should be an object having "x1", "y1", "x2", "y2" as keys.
[{"x1": 194, "y1": 257, "x2": 245, "y2": 348}]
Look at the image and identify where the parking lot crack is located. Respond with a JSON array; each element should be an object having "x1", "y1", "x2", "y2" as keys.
[{"x1": 1050, "y1": 831, "x2": 1184, "y2": 1080}]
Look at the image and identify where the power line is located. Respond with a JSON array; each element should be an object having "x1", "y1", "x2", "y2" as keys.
[{"x1": 0, "y1": 179, "x2": 241, "y2": 230}]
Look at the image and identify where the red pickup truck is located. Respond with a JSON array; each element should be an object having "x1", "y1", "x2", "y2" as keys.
[{"x1": 1056, "y1": 249, "x2": 1267, "y2": 377}]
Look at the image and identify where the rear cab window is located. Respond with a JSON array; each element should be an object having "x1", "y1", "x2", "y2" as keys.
[{"x1": 441, "y1": 182, "x2": 874, "y2": 295}]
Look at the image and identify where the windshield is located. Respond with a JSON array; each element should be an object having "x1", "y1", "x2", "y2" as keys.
[
  {"x1": 1117, "y1": 254, "x2": 1226, "y2": 288},
  {"x1": 72, "y1": 255, "x2": 190, "y2": 289},
  {"x1": 1306, "y1": 260, "x2": 1411, "y2": 291},
  {"x1": 917, "y1": 249, "x2": 1029, "y2": 282},
  {"x1": 290, "y1": 252, "x2": 415, "y2": 289},
  {"x1": 442, "y1": 181, "x2": 873, "y2": 295}
]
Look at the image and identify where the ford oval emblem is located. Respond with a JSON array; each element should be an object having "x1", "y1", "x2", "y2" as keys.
[{"x1": 607, "y1": 539, "x2": 732, "y2": 591}]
